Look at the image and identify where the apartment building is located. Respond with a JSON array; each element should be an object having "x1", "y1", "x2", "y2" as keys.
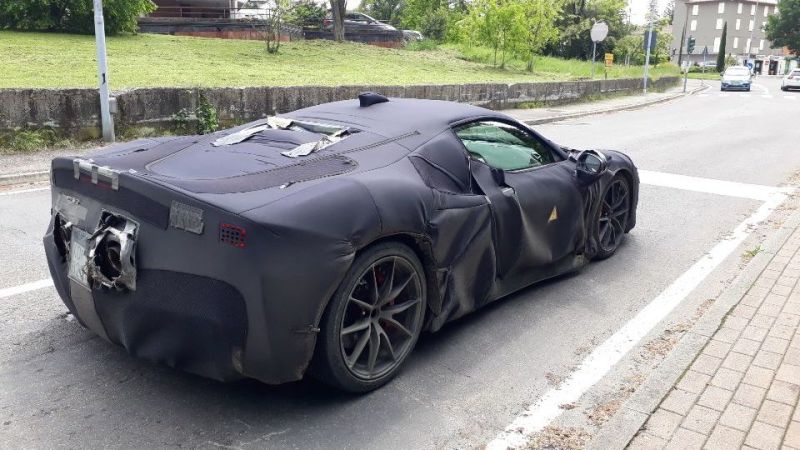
[{"x1": 672, "y1": 0, "x2": 788, "y2": 74}]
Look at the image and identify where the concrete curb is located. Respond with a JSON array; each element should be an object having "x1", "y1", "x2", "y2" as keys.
[
  {"x1": 0, "y1": 82, "x2": 700, "y2": 189},
  {"x1": 523, "y1": 83, "x2": 707, "y2": 126},
  {"x1": 588, "y1": 198, "x2": 800, "y2": 450},
  {"x1": 0, "y1": 170, "x2": 49, "y2": 187}
]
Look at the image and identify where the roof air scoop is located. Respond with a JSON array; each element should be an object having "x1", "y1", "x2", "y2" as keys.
[{"x1": 359, "y1": 92, "x2": 389, "y2": 107}]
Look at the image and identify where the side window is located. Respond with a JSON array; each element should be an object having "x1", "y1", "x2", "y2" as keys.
[{"x1": 455, "y1": 121, "x2": 555, "y2": 171}]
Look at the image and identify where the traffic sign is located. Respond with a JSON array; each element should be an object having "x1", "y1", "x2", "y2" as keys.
[
  {"x1": 591, "y1": 22, "x2": 609, "y2": 42},
  {"x1": 604, "y1": 53, "x2": 613, "y2": 67}
]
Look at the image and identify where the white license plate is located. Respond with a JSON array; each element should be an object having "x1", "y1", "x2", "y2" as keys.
[{"x1": 67, "y1": 228, "x2": 91, "y2": 288}]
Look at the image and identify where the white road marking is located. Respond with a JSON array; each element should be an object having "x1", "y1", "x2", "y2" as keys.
[
  {"x1": 639, "y1": 170, "x2": 792, "y2": 201},
  {"x1": 0, "y1": 279, "x2": 53, "y2": 299},
  {"x1": 785, "y1": 96, "x2": 797, "y2": 100},
  {"x1": 719, "y1": 93, "x2": 729, "y2": 98},
  {"x1": 753, "y1": 83, "x2": 770, "y2": 95},
  {"x1": 699, "y1": 94, "x2": 709, "y2": 98},
  {"x1": 487, "y1": 190, "x2": 790, "y2": 449},
  {"x1": 0, "y1": 186, "x2": 49, "y2": 196},
  {"x1": 762, "y1": 95, "x2": 774, "y2": 99}
]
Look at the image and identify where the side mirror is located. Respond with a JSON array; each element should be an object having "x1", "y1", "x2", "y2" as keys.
[{"x1": 575, "y1": 150, "x2": 608, "y2": 184}]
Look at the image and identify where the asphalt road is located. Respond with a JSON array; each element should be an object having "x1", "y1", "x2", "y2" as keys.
[{"x1": 1, "y1": 77, "x2": 798, "y2": 449}]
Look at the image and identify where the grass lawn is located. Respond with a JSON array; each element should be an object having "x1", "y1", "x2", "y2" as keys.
[
  {"x1": 0, "y1": 31, "x2": 679, "y2": 89},
  {"x1": 687, "y1": 71, "x2": 722, "y2": 80}
]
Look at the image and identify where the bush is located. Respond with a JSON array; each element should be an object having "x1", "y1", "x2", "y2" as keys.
[
  {"x1": 418, "y1": 8, "x2": 449, "y2": 41},
  {"x1": 286, "y1": 0, "x2": 326, "y2": 28},
  {"x1": 0, "y1": 0, "x2": 156, "y2": 35}
]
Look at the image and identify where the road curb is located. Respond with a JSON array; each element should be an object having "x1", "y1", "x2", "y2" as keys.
[
  {"x1": 588, "y1": 197, "x2": 800, "y2": 450},
  {"x1": 523, "y1": 83, "x2": 706, "y2": 126},
  {"x1": 0, "y1": 170, "x2": 49, "y2": 187}
]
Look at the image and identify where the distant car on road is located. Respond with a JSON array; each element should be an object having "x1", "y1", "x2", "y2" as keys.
[
  {"x1": 720, "y1": 66, "x2": 753, "y2": 91},
  {"x1": 44, "y1": 94, "x2": 639, "y2": 393},
  {"x1": 323, "y1": 12, "x2": 397, "y2": 32},
  {"x1": 781, "y1": 69, "x2": 800, "y2": 92}
]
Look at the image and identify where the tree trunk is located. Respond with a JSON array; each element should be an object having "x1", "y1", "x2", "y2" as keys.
[{"x1": 329, "y1": 0, "x2": 346, "y2": 42}]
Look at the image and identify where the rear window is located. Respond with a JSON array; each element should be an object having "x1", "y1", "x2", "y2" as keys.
[{"x1": 726, "y1": 68, "x2": 750, "y2": 75}]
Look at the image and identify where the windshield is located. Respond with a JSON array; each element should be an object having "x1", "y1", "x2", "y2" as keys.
[{"x1": 725, "y1": 68, "x2": 750, "y2": 76}]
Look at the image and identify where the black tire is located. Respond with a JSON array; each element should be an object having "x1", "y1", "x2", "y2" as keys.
[
  {"x1": 593, "y1": 175, "x2": 631, "y2": 260},
  {"x1": 313, "y1": 242, "x2": 426, "y2": 393}
]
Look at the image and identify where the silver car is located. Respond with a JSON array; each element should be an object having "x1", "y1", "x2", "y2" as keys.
[
  {"x1": 720, "y1": 66, "x2": 753, "y2": 92},
  {"x1": 781, "y1": 69, "x2": 800, "y2": 92}
]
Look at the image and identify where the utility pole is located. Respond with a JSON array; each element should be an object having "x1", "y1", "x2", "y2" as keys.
[
  {"x1": 643, "y1": 0, "x2": 657, "y2": 93},
  {"x1": 93, "y1": 0, "x2": 115, "y2": 142}
]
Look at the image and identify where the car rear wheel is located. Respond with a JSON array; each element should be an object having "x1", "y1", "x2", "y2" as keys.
[
  {"x1": 594, "y1": 175, "x2": 631, "y2": 260},
  {"x1": 313, "y1": 242, "x2": 426, "y2": 392}
]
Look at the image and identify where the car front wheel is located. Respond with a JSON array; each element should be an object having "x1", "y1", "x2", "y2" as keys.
[
  {"x1": 594, "y1": 175, "x2": 631, "y2": 260},
  {"x1": 313, "y1": 242, "x2": 427, "y2": 392}
]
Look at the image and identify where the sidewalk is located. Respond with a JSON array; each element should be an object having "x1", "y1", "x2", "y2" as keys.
[
  {"x1": 628, "y1": 228, "x2": 800, "y2": 450},
  {"x1": 0, "y1": 78, "x2": 707, "y2": 187},
  {"x1": 506, "y1": 78, "x2": 706, "y2": 125}
]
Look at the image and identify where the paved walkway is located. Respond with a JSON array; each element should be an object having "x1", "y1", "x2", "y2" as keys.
[
  {"x1": 506, "y1": 78, "x2": 705, "y2": 125},
  {"x1": 628, "y1": 228, "x2": 800, "y2": 450}
]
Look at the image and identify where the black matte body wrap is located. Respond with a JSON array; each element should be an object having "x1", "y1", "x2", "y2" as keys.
[{"x1": 43, "y1": 98, "x2": 640, "y2": 384}]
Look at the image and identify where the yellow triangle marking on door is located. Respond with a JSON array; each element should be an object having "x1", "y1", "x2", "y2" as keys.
[{"x1": 548, "y1": 206, "x2": 558, "y2": 223}]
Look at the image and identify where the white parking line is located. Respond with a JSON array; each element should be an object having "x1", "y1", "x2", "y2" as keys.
[
  {"x1": 0, "y1": 279, "x2": 53, "y2": 299},
  {"x1": 486, "y1": 189, "x2": 790, "y2": 449},
  {"x1": 0, "y1": 186, "x2": 49, "y2": 196},
  {"x1": 639, "y1": 170, "x2": 792, "y2": 201}
]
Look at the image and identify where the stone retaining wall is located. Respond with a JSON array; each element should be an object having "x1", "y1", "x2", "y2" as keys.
[{"x1": 0, "y1": 77, "x2": 679, "y2": 139}]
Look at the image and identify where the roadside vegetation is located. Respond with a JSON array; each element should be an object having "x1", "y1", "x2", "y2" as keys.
[{"x1": 0, "y1": 31, "x2": 678, "y2": 89}]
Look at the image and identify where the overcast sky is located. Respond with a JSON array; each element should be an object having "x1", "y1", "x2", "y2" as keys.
[{"x1": 628, "y1": 0, "x2": 671, "y2": 24}]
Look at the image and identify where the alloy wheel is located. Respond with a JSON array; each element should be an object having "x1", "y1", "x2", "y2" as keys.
[
  {"x1": 598, "y1": 178, "x2": 630, "y2": 253},
  {"x1": 339, "y1": 256, "x2": 424, "y2": 380}
]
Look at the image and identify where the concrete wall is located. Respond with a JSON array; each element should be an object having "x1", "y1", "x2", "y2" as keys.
[{"x1": 0, "y1": 77, "x2": 679, "y2": 138}]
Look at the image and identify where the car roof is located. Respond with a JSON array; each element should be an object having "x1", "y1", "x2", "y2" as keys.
[{"x1": 284, "y1": 97, "x2": 506, "y2": 141}]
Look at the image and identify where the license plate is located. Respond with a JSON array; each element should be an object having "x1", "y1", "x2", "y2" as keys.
[{"x1": 68, "y1": 228, "x2": 91, "y2": 288}]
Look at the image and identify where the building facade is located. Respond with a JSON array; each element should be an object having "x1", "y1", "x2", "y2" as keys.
[{"x1": 672, "y1": 0, "x2": 789, "y2": 74}]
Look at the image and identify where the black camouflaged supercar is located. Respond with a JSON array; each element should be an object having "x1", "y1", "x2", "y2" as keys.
[{"x1": 44, "y1": 93, "x2": 639, "y2": 392}]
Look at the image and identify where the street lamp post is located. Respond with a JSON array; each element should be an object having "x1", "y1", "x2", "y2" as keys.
[
  {"x1": 93, "y1": 0, "x2": 115, "y2": 142},
  {"x1": 643, "y1": 0, "x2": 657, "y2": 94}
]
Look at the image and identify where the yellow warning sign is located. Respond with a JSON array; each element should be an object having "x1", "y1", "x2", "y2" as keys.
[
  {"x1": 604, "y1": 53, "x2": 614, "y2": 67},
  {"x1": 548, "y1": 206, "x2": 558, "y2": 223}
]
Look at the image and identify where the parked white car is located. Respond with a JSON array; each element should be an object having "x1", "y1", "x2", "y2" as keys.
[{"x1": 781, "y1": 69, "x2": 800, "y2": 92}]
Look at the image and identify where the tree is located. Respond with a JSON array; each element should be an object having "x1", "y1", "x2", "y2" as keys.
[
  {"x1": 765, "y1": 0, "x2": 800, "y2": 55},
  {"x1": 517, "y1": 0, "x2": 560, "y2": 71},
  {"x1": 264, "y1": 0, "x2": 290, "y2": 53},
  {"x1": 463, "y1": 0, "x2": 525, "y2": 67},
  {"x1": 663, "y1": 0, "x2": 675, "y2": 25},
  {"x1": 329, "y1": 0, "x2": 346, "y2": 41},
  {"x1": 716, "y1": 21, "x2": 727, "y2": 72},
  {"x1": 547, "y1": 0, "x2": 631, "y2": 60},
  {"x1": 0, "y1": 0, "x2": 156, "y2": 34},
  {"x1": 286, "y1": 0, "x2": 327, "y2": 28},
  {"x1": 359, "y1": 0, "x2": 403, "y2": 25}
]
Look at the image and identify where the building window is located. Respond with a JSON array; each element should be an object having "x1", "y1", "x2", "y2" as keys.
[
  {"x1": 692, "y1": 4, "x2": 699, "y2": 15},
  {"x1": 733, "y1": 37, "x2": 739, "y2": 48},
  {"x1": 718, "y1": 2, "x2": 725, "y2": 13},
  {"x1": 716, "y1": 18, "x2": 724, "y2": 29},
  {"x1": 751, "y1": 4, "x2": 756, "y2": 15},
  {"x1": 746, "y1": 38, "x2": 751, "y2": 52},
  {"x1": 736, "y1": 18, "x2": 741, "y2": 30},
  {"x1": 690, "y1": 19, "x2": 698, "y2": 31},
  {"x1": 737, "y1": 2, "x2": 743, "y2": 14},
  {"x1": 763, "y1": 5, "x2": 769, "y2": 16},
  {"x1": 760, "y1": 39, "x2": 764, "y2": 50},
  {"x1": 762, "y1": 21, "x2": 767, "y2": 31},
  {"x1": 749, "y1": 19, "x2": 754, "y2": 31},
  {"x1": 714, "y1": 37, "x2": 721, "y2": 53}
]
